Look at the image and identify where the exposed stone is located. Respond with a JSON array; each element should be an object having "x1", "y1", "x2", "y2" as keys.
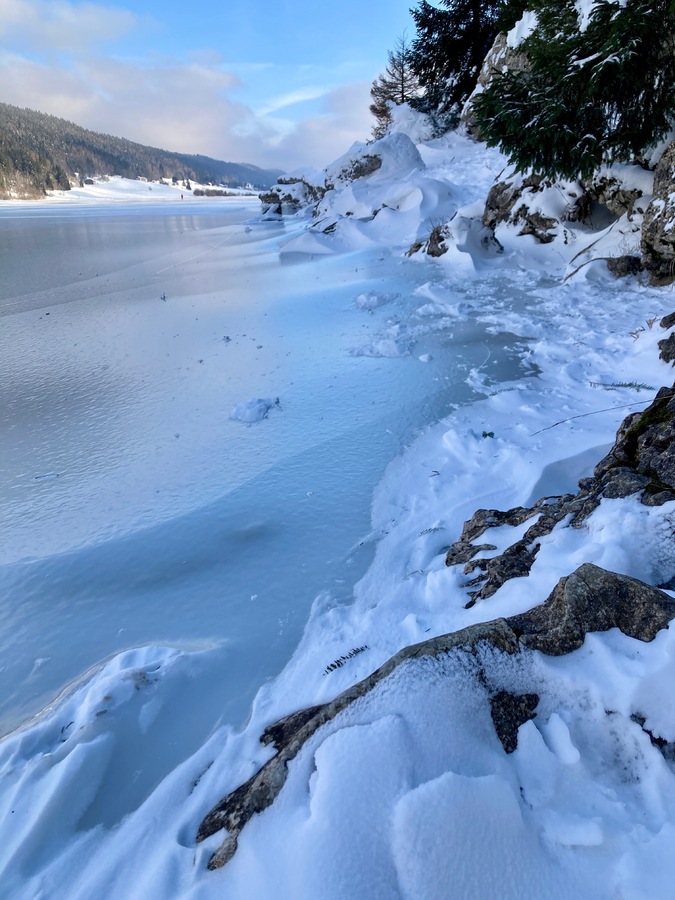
[
  {"x1": 517, "y1": 210, "x2": 558, "y2": 244},
  {"x1": 482, "y1": 174, "x2": 562, "y2": 244},
  {"x1": 631, "y1": 713, "x2": 675, "y2": 763},
  {"x1": 490, "y1": 691, "x2": 539, "y2": 753},
  {"x1": 483, "y1": 174, "x2": 545, "y2": 230},
  {"x1": 594, "y1": 385, "x2": 675, "y2": 496},
  {"x1": 445, "y1": 387, "x2": 675, "y2": 600},
  {"x1": 326, "y1": 154, "x2": 382, "y2": 191},
  {"x1": 471, "y1": 540, "x2": 540, "y2": 601},
  {"x1": 426, "y1": 224, "x2": 449, "y2": 257},
  {"x1": 660, "y1": 311, "x2": 675, "y2": 330},
  {"x1": 460, "y1": 33, "x2": 529, "y2": 139},
  {"x1": 607, "y1": 255, "x2": 644, "y2": 278},
  {"x1": 582, "y1": 175, "x2": 643, "y2": 219},
  {"x1": 642, "y1": 140, "x2": 675, "y2": 284},
  {"x1": 510, "y1": 564, "x2": 675, "y2": 655},
  {"x1": 408, "y1": 216, "x2": 504, "y2": 259},
  {"x1": 197, "y1": 564, "x2": 675, "y2": 868},
  {"x1": 259, "y1": 177, "x2": 326, "y2": 215},
  {"x1": 659, "y1": 333, "x2": 675, "y2": 365}
]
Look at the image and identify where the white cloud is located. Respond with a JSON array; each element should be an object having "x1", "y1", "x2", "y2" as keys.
[
  {"x1": 0, "y1": 1, "x2": 377, "y2": 172},
  {"x1": 0, "y1": 0, "x2": 137, "y2": 52}
]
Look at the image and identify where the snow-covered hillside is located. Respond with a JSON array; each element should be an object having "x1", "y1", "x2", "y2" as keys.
[{"x1": 3, "y1": 107, "x2": 675, "y2": 899}]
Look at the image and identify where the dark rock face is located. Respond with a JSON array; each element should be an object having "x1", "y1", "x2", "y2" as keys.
[
  {"x1": 642, "y1": 140, "x2": 675, "y2": 284},
  {"x1": 196, "y1": 561, "x2": 675, "y2": 869},
  {"x1": 659, "y1": 332, "x2": 675, "y2": 365},
  {"x1": 607, "y1": 255, "x2": 644, "y2": 278},
  {"x1": 510, "y1": 565, "x2": 675, "y2": 655},
  {"x1": 426, "y1": 224, "x2": 449, "y2": 257},
  {"x1": 490, "y1": 691, "x2": 539, "y2": 753},
  {"x1": 582, "y1": 175, "x2": 643, "y2": 219}
]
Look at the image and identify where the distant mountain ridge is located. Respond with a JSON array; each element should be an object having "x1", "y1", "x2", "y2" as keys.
[{"x1": 0, "y1": 101, "x2": 284, "y2": 198}]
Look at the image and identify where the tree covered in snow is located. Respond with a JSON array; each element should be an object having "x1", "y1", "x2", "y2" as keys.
[
  {"x1": 408, "y1": 0, "x2": 506, "y2": 120},
  {"x1": 473, "y1": 0, "x2": 675, "y2": 179},
  {"x1": 369, "y1": 35, "x2": 420, "y2": 138}
]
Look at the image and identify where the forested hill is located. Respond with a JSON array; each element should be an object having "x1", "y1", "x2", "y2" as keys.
[{"x1": 0, "y1": 101, "x2": 283, "y2": 198}]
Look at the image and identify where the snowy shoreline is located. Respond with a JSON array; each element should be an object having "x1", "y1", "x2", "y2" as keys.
[{"x1": 4, "y1": 125, "x2": 675, "y2": 896}]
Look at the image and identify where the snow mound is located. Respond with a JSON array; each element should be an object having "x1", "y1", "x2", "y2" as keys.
[
  {"x1": 229, "y1": 397, "x2": 280, "y2": 423},
  {"x1": 354, "y1": 291, "x2": 399, "y2": 310}
]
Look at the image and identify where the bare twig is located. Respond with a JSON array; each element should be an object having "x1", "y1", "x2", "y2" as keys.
[{"x1": 530, "y1": 399, "x2": 651, "y2": 436}]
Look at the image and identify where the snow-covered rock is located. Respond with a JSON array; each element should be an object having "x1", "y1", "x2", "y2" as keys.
[
  {"x1": 642, "y1": 140, "x2": 675, "y2": 285},
  {"x1": 460, "y1": 32, "x2": 530, "y2": 138}
]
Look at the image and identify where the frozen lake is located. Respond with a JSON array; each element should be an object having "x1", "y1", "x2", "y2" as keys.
[{"x1": 0, "y1": 199, "x2": 528, "y2": 791}]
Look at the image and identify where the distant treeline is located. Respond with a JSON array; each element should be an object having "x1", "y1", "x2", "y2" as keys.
[{"x1": 0, "y1": 101, "x2": 283, "y2": 198}]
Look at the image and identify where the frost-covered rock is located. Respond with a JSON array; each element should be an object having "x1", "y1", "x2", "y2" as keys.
[
  {"x1": 324, "y1": 132, "x2": 424, "y2": 190},
  {"x1": 482, "y1": 172, "x2": 579, "y2": 243},
  {"x1": 409, "y1": 216, "x2": 503, "y2": 260},
  {"x1": 642, "y1": 140, "x2": 675, "y2": 285},
  {"x1": 259, "y1": 174, "x2": 326, "y2": 216}
]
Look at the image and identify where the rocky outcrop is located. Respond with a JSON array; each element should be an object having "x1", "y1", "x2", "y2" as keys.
[
  {"x1": 196, "y1": 562, "x2": 675, "y2": 868},
  {"x1": 582, "y1": 174, "x2": 644, "y2": 219},
  {"x1": 460, "y1": 33, "x2": 529, "y2": 139},
  {"x1": 482, "y1": 173, "x2": 566, "y2": 243},
  {"x1": 325, "y1": 154, "x2": 382, "y2": 189},
  {"x1": 446, "y1": 385, "x2": 675, "y2": 604},
  {"x1": 408, "y1": 216, "x2": 504, "y2": 259},
  {"x1": 259, "y1": 176, "x2": 326, "y2": 216},
  {"x1": 642, "y1": 141, "x2": 675, "y2": 284}
]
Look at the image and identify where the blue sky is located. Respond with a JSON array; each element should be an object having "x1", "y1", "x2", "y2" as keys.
[{"x1": 0, "y1": 0, "x2": 415, "y2": 171}]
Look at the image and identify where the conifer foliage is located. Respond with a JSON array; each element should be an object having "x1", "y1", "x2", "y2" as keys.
[
  {"x1": 409, "y1": 0, "x2": 502, "y2": 118},
  {"x1": 369, "y1": 35, "x2": 420, "y2": 138},
  {"x1": 473, "y1": 0, "x2": 675, "y2": 179}
]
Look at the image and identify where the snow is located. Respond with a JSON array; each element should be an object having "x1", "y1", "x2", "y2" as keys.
[
  {"x1": 507, "y1": 10, "x2": 539, "y2": 47},
  {"x1": 229, "y1": 397, "x2": 280, "y2": 423},
  {"x1": 2, "y1": 110, "x2": 675, "y2": 899}
]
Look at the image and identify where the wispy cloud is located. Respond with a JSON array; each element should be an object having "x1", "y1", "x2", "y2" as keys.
[{"x1": 256, "y1": 86, "x2": 331, "y2": 117}]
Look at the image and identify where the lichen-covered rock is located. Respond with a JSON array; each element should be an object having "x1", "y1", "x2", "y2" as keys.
[
  {"x1": 642, "y1": 140, "x2": 675, "y2": 284},
  {"x1": 510, "y1": 564, "x2": 675, "y2": 655},
  {"x1": 594, "y1": 385, "x2": 675, "y2": 497}
]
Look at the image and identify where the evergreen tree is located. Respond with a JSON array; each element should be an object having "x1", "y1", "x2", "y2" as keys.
[
  {"x1": 473, "y1": 0, "x2": 675, "y2": 179},
  {"x1": 369, "y1": 35, "x2": 419, "y2": 138},
  {"x1": 409, "y1": 0, "x2": 503, "y2": 119}
]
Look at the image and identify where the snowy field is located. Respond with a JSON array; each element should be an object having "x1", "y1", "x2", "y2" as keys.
[{"x1": 1, "y1": 133, "x2": 675, "y2": 898}]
